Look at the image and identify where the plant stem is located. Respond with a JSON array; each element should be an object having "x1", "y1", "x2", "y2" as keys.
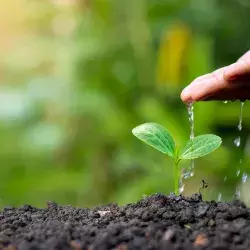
[{"x1": 174, "y1": 160, "x2": 180, "y2": 195}]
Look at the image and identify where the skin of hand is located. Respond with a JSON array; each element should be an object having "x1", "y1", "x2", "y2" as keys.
[{"x1": 181, "y1": 51, "x2": 250, "y2": 103}]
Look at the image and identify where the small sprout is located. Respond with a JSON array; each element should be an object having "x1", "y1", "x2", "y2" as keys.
[
  {"x1": 132, "y1": 123, "x2": 222, "y2": 195},
  {"x1": 199, "y1": 180, "x2": 208, "y2": 194}
]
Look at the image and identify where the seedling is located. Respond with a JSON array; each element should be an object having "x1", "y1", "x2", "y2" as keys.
[
  {"x1": 199, "y1": 180, "x2": 208, "y2": 194},
  {"x1": 132, "y1": 123, "x2": 222, "y2": 195}
]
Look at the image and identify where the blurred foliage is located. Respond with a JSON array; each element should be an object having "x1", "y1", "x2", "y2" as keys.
[{"x1": 1, "y1": 0, "x2": 250, "y2": 208}]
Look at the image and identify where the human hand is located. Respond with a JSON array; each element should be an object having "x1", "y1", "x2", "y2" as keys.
[{"x1": 181, "y1": 51, "x2": 250, "y2": 103}]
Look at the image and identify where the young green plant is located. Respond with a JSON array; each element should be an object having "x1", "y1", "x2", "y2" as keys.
[{"x1": 132, "y1": 123, "x2": 222, "y2": 195}]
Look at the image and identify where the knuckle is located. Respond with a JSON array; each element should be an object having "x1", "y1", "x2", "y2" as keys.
[
  {"x1": 211, "y1": 70, "x2": 223, "y2": 83},
  {"x1": 239, "y1": 58, "x2": 250, "y2": 70}
]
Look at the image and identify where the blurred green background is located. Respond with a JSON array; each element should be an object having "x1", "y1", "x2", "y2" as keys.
[{"x1": 1, "y1": 0, "x2": 250, "y2": 208}]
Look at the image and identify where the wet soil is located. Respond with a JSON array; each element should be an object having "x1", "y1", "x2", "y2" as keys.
[{"x1": 0, "y1": 193, "x2": 250, "y2": 250}]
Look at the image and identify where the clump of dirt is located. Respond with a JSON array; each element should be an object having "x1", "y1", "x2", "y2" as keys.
[{"x1": 0, "y1": 193, "x2": 250, "y2": 250}]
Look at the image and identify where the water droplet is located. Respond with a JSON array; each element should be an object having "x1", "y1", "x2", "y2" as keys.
[
  {"x1": 223, "y1": 100, "x2": 228, "y2": 104},
  {"x1": 217, "y1": 193, "x2": 222, "y2": 201},
  {"x1": 238, "y1": 102, "x2": 244, "y2": 131},
  {"x1": 236, "y1": 169, "x2": 241, "y2": 176},
  {"x1": 183, "y1": 172, "x2": 188, "y2": 179},
  {"x1": 242, "y1": 173, "x2": 248, "y2": 183},
  {"x1": 179, "y1": 183, "x2": 184, "y2": 194},
  {"x1": 183, "y1": 170, "x2": 194, "y2": 179},
  {"x1": 234, "y1": 137, "x2": 241, "y2": 147},
  {"x1": 240, "y1": 158, "x2": 243, "y2": 164},
  {"x1": 235, "y1": 187, "x2": 241, "y2": 199},
  {"x1": 224, "y1": 176, "x2": 228, "y2": 182},
  {"x1": 238, "y1": 123, "x2": 242, "y2": 131},
  {"x1": 234, "y1": 101, "x2": 244, "y2": 147}
]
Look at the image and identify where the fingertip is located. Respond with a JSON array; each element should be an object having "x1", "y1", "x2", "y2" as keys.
[{"x1": 181, "y1": 87, "x2": 192, "y2": 103}]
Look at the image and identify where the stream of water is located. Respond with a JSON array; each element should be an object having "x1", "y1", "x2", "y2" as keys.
[
  {"x1": 179, "y1": 100, "x2": 248, "y2": 198},
  {"x1": 179, "y1": 103, "x2": 195, "y2": 194},
  {"x1": 186, "y1": 103, "x2": 195, "y2": 178},
  {"x1": 188, "y1": 103, "x2": 195, "y2": 140},
  {"x1": 234, "y1": 101, "x2": 247, "y2": 199}
]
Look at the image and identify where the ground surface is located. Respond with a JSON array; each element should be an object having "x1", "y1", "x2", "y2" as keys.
[{"x1": 0, "y1": 194, "x2": 250, "y2": 250}]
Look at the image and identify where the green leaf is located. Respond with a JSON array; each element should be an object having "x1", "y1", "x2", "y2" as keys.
[
  {"x1": 180, "y1": 134, "x2": 222, "y2": 160},
  {"x1": 132, "y1": 123, "x2": 175, "y2": 157}
]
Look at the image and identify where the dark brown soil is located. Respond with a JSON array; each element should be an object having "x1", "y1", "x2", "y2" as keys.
[{"x1": 0, "y1": 193, "x2": 250, "y2": 250}]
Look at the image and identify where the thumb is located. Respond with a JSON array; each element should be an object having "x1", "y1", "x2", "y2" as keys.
[{"x1": 224, "y1": 50, "x2": 250, "y2": 81}]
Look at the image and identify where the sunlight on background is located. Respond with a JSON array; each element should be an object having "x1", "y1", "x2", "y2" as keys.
[{"x1": 0, "y1": 0, "x2": 250, "y2": 208}]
